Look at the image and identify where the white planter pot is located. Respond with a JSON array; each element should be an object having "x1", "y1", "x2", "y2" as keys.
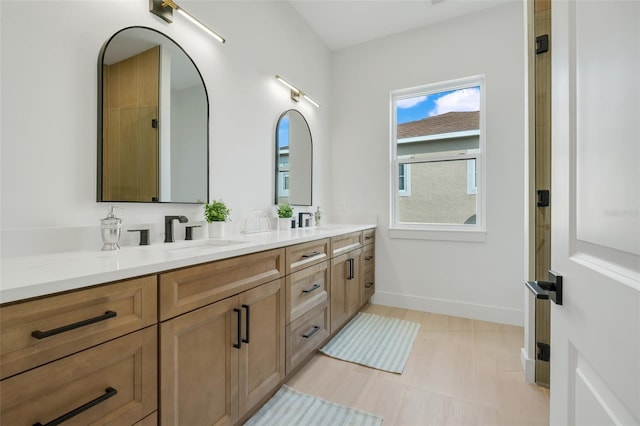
[
  {"x1": 278, "y1": 217, "x2": 292, "y2": 230},
  {"x1": 208, "y1": 221, "x2": 226, "y2": 239}
]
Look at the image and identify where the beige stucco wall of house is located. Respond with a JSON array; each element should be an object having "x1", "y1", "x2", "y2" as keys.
[{"x1": 398, "y1": 135, "x2": 478, "y2": 224}]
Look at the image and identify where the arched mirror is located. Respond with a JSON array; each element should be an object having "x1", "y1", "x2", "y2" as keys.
[
  {"x1": 275, "y1": 110, "x2": 312, "y2": 206},
  {"x1": 97, "y1": 26, "x2": 208, "y2": 203}
]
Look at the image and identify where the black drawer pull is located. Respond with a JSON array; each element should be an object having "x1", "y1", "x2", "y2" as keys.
[
  {"x1": 33, "y1": 387, "x2": 117, "y2": 426},
  {"x1": 242, "y1": 304, "x2": 250, "y2": 344},
  {"x1": 302, "y1": 283, "x2": 321, "y2": 294},
  {"x1": 233, "y1": 308, "x2": 242, "y2": 349},
  {"x1": 31, "y1": 311, "x2": 117, "y2": 340},
  {"x1": 302, "y1": 325, "x2": 321, "y2": 339},
  {"x1": 365, "y1": 236, "x2": 373, "y2": 240},
  {"x1": 365, "y1": 256, "x2": 373, "y2": 261},
  {"x1": 364, "y1": 282, "x2": 374, "y2": 289},
  {"x1": 302, "y1": 251, "x2": 322, "y2": 258}
]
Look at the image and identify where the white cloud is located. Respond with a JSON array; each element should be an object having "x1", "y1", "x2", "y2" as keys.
[
  {"x1": 397, "y1": 96, "x2": 426, "y2": 109},
  {"x1": 430, "y1": 87, "x2": 480, "y2": 116}
]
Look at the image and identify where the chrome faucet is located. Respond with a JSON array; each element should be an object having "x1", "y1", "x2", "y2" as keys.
[
  {"x1": 298, "y1": 212, "x2": 313, "y2": 228},
  {"x1": 164, "y1": 215, "x2": 188, "y2": 242}
]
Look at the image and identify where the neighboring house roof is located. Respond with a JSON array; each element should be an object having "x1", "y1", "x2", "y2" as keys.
[{"x1": 398, "y1": 111, "x2": 479, "y2": 139}]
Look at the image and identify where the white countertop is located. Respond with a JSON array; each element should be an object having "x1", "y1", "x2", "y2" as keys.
[{"x1": 0, "y1": 224, "x2": 375, "y2": 304}]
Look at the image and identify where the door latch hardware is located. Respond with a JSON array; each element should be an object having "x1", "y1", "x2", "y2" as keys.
[
  {"x1": 536, "y1": 34, "x2": 549, "y2": 54},
  {"x1": 525, "y1": 270, "x2": 563, "y2": 305},
  {"x1": 537, "y1": 189, "x2": 550, "y2": 207},
  {"x1": 151, "y1": 118, "x2": 158, "y2": 128},
  {"x1": 537, "y1": 342, "x2": 550, "y2": 362}
]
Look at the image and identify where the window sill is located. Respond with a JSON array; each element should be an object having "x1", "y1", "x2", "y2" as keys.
[{"x1": 388, "y1": 227, "x2": 487, "y2": 243}]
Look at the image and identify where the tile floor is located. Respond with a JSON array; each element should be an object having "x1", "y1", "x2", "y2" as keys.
[{"x1": 286, "y1": 304, "x2": 549, "y2": 425}]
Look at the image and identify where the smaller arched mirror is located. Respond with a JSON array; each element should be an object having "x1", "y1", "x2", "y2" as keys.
[{"x1": 275, "y1": 110, "x2": 312, "y2": 206}]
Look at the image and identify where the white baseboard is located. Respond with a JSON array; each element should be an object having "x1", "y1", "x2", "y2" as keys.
[
  {"x1": 520, "y1": 347, "x2": 536, "y2": 383},
  {"x1": 371, "y1": 290, "x2": 524, "y2": 326}
]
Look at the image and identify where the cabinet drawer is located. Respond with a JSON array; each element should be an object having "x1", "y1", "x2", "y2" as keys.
[
  {"x1": 286, "y1": 301, "x2": 330, "y2": 374},
  {"x1": 286, "y1": 261, "x2": 329, "y2": 324},
  {"x1": 363, "y1": 228, "x2": 375, "y2": 246},
  {"x1": 0, "y1": 326, "x2": 157, "y2": 426},
  {"x1": 363, "y1": 270, "x2": 375, "y2": 303},
  {"x1": 159, "y1": 248, "x2": 285, "y2": 320},
  {"x1": 285, "y1": 238, "x2": 329, "y2": 275},
  {"x1": 330, "y1": 231, "x2": 362, "y2": 257},
  {"x1": 0, "y1": 275, "x2": 157, "y2": 379},
  {"x1": 363, "y1": 244, "x2": 375, "y2": 274}
]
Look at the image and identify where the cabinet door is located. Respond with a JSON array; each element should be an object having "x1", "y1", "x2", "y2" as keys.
[
  {"x1": 330, "y1": 248, "x2": 362, "y2": 333},
  {"x1": 238, "y1": 279, "x2": 285, "y2": 418},
  {"x1": 347, "y1": 249, "x2": 363, "y2": 317},
  {"x1": 160, "y1": 296, "x2": 239, "y2": 426}
]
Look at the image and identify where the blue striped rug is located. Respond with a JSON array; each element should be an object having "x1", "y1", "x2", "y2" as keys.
[
  {"x1": 245, "y1": 385, "x2": 382, "y2": 426},
  {"x1": 320, "y1": 312, "x2": 420, "y2": 374}
]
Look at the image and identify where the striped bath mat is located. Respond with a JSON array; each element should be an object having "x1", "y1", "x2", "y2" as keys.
[
  {"x1": 320, "y1": 312, "x2": 420, "y2": 373},
  {"x1": 245, "y1": 385, "x2": 382, "y2": 426}
]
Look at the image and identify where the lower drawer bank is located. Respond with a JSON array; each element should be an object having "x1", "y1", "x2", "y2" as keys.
[{"x1": 0, "y1": 227, "x2": 375, "y2": 425}]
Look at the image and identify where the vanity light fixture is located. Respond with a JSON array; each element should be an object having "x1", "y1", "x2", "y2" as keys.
[
  {"x1": 275, "y1": 75, "x2": 320, "y2": 108},
  {"x1": 150, "y1": 0, "x2": 226, "y2": 44}
]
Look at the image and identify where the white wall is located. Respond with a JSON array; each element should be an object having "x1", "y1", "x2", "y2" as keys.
[
  {"x1": 0, "y1": 0, "x2": 330, "y2": 253},
  {"x1": 329, "y1": 2, "x2": 526, "y2": 325}
]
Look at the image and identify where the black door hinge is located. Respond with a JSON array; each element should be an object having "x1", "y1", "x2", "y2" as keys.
[
  {"x1": 537, "y1": 342, "x2": 550, "y2": 362},
  {"x1": 152, "y1": 119, "x2": 158, "y2": 128},
  {"x1": 536, "y1": 34, "x2": 549, "y2": 54},
  {"x1": 537, "y1": 189, "x2": 550, "y2": 207}
]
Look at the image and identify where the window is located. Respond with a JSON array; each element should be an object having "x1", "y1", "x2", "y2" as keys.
[
  {"x1": 399, "y1": 164, "x2": 411, "y2": 196},
  {"x1": 390, "y1": 76, "x2": 485, "y2": 240}
]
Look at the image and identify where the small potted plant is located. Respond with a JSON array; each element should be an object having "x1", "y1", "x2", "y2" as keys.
[
  {"x1": 204, "y1": 199, "x2": 230, "y2": 238},
  {"x1": 276, "y1": 202, "x2": 293, "y2": 230}
]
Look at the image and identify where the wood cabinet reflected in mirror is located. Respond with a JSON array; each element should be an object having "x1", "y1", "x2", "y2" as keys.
[
  {"x1": 275, "y1": 110, "x2": 312, "y2": 206},
  {"x1": 98, "y1": 27, "x2": 208, "y2": 203}
]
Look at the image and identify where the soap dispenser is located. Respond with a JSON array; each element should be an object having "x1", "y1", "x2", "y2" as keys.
[
  {"x1": 100, "y1": 206, "x2": 122, "y2": 251},
  {"x1": 314, "y1": 206, "x2": 321, "y2": 226}
]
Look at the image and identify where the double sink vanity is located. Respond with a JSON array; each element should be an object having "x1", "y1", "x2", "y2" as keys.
[{"x1": 0, "y1": 225, "x2": 376, "y2": 425}]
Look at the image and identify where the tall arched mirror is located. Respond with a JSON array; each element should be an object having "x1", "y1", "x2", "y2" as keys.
[
  {"x1": 275, "y1": 110, "x2": 312, "y2": 206},
  {"x1": 97, "y1": 26, "x2": 208, "y2": 203}
]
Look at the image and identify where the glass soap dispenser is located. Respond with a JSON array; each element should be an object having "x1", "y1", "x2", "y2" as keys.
[{"x1": 100, "y1": 205, "x2": 122, "y2": 251}]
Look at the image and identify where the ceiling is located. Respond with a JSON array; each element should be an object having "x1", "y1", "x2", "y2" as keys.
[{"x1": 289, "y1": 0, "x2": 515, "y2": 51}]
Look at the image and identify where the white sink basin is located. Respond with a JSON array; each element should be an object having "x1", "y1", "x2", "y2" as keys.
[{"x1": 164, "y1": 239, "x2": 249, "y2": 253}]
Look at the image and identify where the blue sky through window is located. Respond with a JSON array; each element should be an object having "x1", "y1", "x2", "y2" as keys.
[{"x1": 396, "y1": 86, "x2": 480, "y2": 125}]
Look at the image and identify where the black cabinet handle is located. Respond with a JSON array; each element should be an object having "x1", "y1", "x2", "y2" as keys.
[
  {"x1": 365, "y1": 236, "x2": 373, "y2": 240},
  {"x1": 347, "y1": 258, "x2": 355, "y2": 280},
  {"x1": 31, "y1": 311, "x2": 117, "y2": 340},
  {"x1": 233, "y1": 308, "x2": 242, "y2": 349},
  {"x1": 33, "y1": 387, "x2": 117, "y2": 426},
  {"x1": 302, "y1": 251, "x2": 322, "y2": 258},
  {"x1": 365, "y1": 256, "x2": 373, "y2": 261},
  {"x1": 302, "y1": 325, "x2": 321, "y2": 339},
  {"x1": 364, "y1": 282, "x2": 374, "y2": 289},
  {"x1": 242, "y1": 304, "x2": 250, "y2": 344},
  {"x1": 302, "y1": 283, "x2": 321, "y2": 294}
]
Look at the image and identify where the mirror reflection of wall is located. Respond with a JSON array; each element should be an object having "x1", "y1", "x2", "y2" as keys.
[
  {"x1": 275, "y1": 110, "x2": 312, "y2": 206},
  {"x1": 98, "y1": 27, "x2": 208, "y2": 203}
]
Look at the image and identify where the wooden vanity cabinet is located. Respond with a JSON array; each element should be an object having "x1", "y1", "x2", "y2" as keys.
[
  {"x1": 159, "y1": 249, "x2": 286, "y2": 426},
  {"x1": 0, "y1": 276, "x2": 158, "y2": 425},
  {"x1": 362, "y1": 229, "x2": 376, "y2": 306},
  {"x1": 330, "y1": 239, "x2": 363, "y2": 334},
  {"x1": 284, "y1": 241, "x2": 330, "y2": 374}
]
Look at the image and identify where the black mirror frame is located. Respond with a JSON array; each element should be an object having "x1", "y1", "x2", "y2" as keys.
[{"x1": 96, "y1": 26, "x2": 210, "y2": 204}]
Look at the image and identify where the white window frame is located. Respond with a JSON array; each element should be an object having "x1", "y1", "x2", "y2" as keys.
[{"x1": 389, "y1": 75, "x2": 486, "y2": 242}]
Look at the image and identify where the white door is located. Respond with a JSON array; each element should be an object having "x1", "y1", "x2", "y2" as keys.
[{"x1": 550, "y1": 1, "x2": 640, "y2": 425}]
